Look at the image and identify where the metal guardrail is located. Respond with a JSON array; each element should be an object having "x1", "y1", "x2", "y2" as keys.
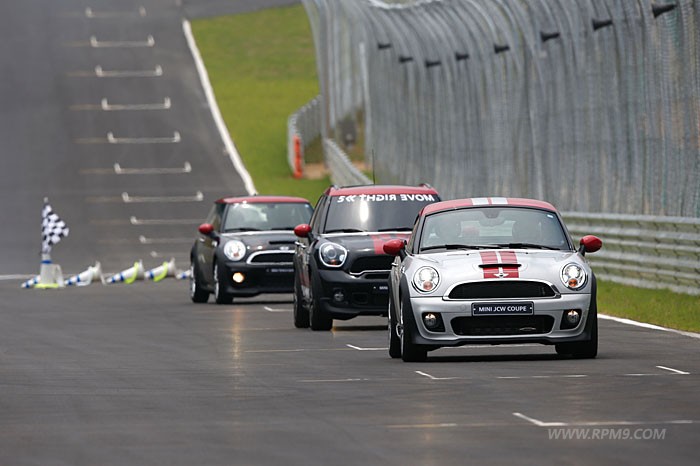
[
  {"x1": 323, "y1": 138, "x2": 372, "y2": 186},
  {"x1": 563, "y1": 213, "x2": 700, "y2": 296},
  {"x1": 287, "y1": 96, "x2": 321, "y2": 176}
]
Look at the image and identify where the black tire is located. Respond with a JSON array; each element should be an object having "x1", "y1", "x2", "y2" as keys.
[
  {"x1": 556, "y1": 302, "x2": 598, "y2": 359},
  {"x1": 400, "y1": 297, "x2": 427, "y2": 362},
  {"x1": 293, "y1": 273, "x2": 309, "y2": 328},
  {"x1": 309, "y1": 273, "x2": 332, "y2": 331},
  {"x1": 189, "y1": 261, "x2": 209, "y2": 303},
  {"x1": 213, "y1": 262, "x2": 233, "y2": 305},
  {"x1": 388, "y1": 292, "x2": 401, "y2": 359}
]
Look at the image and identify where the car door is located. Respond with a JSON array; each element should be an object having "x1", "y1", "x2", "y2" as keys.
[{"x1": 199, "y1": 203, "x2": 224, "y2": 286}]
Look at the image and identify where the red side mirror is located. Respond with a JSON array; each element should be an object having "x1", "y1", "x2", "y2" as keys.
[
  {"x1": 198, "y1": 223, "x2": 214, "y2": 236},
  {"x1": 294, "y1": 224, "x2": 311, "y2": 238},
  {"x1": 383, "y1": 239, "x2": 406, "y2": 256},
  {"x1": 580, "y1": 235, "x2": 602, "y2": 254}
]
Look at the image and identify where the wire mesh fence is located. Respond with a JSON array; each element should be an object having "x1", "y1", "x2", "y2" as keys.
[{"x1": 300, "y1": 0, "x2": 700, "y2": 218}]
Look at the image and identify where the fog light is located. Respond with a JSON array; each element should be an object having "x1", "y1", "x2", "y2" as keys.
[
  {"x1": 232, "y1": 272, "x2": 245, "y2": 284},
  {"x1": 422, "y1": 312, "x2": 444, "y2": 332},
  {"x1": 561, "y1": 309, "x2": 582, "y2": 329},
  {"x1": 332, "y1": 289, "x2": 346, "y2": 303}
]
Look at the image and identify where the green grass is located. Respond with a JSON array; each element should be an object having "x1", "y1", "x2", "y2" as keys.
[
  {"x1": 598, "y1": 280, "x2": 700, "y2": 332},
  {"x1": 193, "y1": 6, "x2": 698, "y2": 333},
  {"x1": 192, "y1": 5, "x2": 329, "y2": 202}
]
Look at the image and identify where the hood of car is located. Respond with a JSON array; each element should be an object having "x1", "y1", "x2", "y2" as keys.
[
  {"x1": 320, "y1": 232, "x2": 410, "y2": 255},
  {"x1": 409, "y1": 248, "x2": 591, "y2": 294},
  {"x1": 221, "y1": 231, "x2": 297, "y2": 250}
]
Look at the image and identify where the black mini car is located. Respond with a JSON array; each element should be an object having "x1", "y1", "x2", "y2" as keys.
[
  {"x1": 190, "y1": 196, "x2": 313, "y2": 304},
  {"x1": 292, "y1": 184, "x2": 440, "y2": 330}
]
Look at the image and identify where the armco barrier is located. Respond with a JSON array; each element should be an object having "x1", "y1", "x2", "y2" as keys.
[
  {"x1": 324, "y1": 138, "x2": 371, "y2": 186},
  {"x1": 563, "y1": 213, "x2": 700, "y2": 296},
  {"x1": 287, "y1": 96, "x2": 321, "y2": 177}
]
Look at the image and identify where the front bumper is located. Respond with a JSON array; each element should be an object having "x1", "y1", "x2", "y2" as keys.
[
  {"x1": 407, "y1": 293, "x2": 593, "y2": 346},
  {"x1": 219, "y1": 261, "x2": 294, "y2": 297},
  {"x1": 314, "y1": 268, "x2": 390, "y2": 320}
]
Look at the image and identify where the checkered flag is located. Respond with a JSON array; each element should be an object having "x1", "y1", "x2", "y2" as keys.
[{"x1": 41, "y1": 200, "x2": 69, "y2": 254}]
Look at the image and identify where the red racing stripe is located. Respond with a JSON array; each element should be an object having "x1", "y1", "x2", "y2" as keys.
[
  {"x1": 479, "y1": 251, "x2": 500, "y2": 279},
  {"x1": 498, "y1": 251, "x2": 519, "y2": 278}
]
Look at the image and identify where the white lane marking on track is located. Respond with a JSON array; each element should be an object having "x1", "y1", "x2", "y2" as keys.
[
  {"x1": 599, "y1": 314, "x2": 700, "y2": 340},
  {"x1": 245, "y1": 348, "x2": 350, "y2": 353},
  {"x1": 497, "y1": 375, "x2": 587, "y2": 380},
  {"x1": 90, "y1": 35, "x2": 154, "y2": 48},
  {"x1": 513, "y1": 412, "x2": 696, "y2": 428},
  {"x1": 183, "y1": 20, "x2": 256, "y2": 195},
  {"x1": 264, "y1": 306, "x2": 290, "y2": 313},
  {"x1": 108, "y1": 131, "x2": 179, "y2": 144},
  {"x1": 115, "y1": 162, "x2": 190, "y2": 174},
  {"x1": 101, "y1": 97, "x2": 171, "y2": 111},
  {"x1": 656, "y1": 365, "x2": 690, "y2": 375},
  {"x1": 85, "y1": 6, "x2": 146, "y2": 18},
  {"x1": 139, "y1": 236, "x2": 193, "y2": 245},
  {"x1": 0, "y1": 275, "x2": 35, "y2": 281},
  {"x1": 415, "y1": 371, "x2": 456, "y2": 381},
  {"x1": 95, "y1": 65, "x2": 162, "y2": 78},
  {"x1": 299, "y1": 378, "x2": 371, "y2": 383},
  {"x1": 346, "y1": 344, "x2": 387, "y2": 351},
  {"x1": 121, "y1": 191, "x2": 204, "y2": 203},
  {"x1": 149, "y1": 251, "x2": 189, "y2": 259},
  {"x1": 131, "y1": 216, "x2": 200, "y2": 226}
]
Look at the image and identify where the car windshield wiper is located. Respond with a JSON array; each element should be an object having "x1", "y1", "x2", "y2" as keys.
[
  {"x1": 494, "y1": 243, "x2": 561, "y2": 250},
  {"x1": 421, "y1": 244, "x2": 494, "y2": 252},
  {"x1": 377, "y1": 227, "x2": 412, "y2": 232},
  {"x1": 224, "y1": 227, "x2": 261, "y2": 232},
  {"x1": 324, "y1": 228, "x2": 366, "y2": 234}
]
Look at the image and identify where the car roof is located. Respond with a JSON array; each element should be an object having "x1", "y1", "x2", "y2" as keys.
[
  {"x1": 326, "y1": 184, "x2": 439, "y2": 197},
  {"x1": 421, "y1": 197, "x2": 558, "y2": 216},
  {"x1": 215, "y1": 195, "x2": 311, "y2": 205}
]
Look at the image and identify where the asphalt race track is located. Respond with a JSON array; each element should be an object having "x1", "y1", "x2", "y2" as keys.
[{"x1": 1, "y1": 1, "x2": 698, "y2": 465}]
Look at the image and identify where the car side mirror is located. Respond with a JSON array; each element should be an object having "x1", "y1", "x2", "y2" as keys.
[
  {"x1": 294, "y1": 223, "x2": 311, "y2": 238},
  {"x1": 578, "y1": 235, "x2": 602, "y2": 255},
  {"x1": 198, "y1": 223, "x2": 217, "y2": 239},
  {"x1": 383, "y1": 239, "x2": 406, "y2": 258}
]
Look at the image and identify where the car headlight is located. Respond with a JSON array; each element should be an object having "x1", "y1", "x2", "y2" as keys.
[
  {"x1": 223, "y1": 240, "x2": 247, "y2": 261},
  {"x1": 413, "y1": 266, "x2": 440, "y2": 293},
  {"x1": 319, "y1": 242, "x2": 347, "y2": 267},
  {"x1": 561, "y1": 263, "x2": 587, "y2": 290}
]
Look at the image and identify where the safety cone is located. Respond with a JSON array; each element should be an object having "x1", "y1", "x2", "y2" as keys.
[
  {"x1": 34, "y1": 253, "x2": 65, "y2": 289},
  {"x1": 105, "y1": 260, "x2": 144, "y2": 284},
  {"x1": 65, "y1": 262, "x2": 103, "y2": 286},
  {"x1": 21, "y1": 275, "x2": 41, "y2": 289},
  {"x1": 145, "y1": 258, "x2": 176, "y2": 282},
  {"x1": 175, "y1": 269, "x2": 191, "y2": 280}
]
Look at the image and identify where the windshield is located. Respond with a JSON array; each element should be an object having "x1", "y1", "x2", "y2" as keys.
[
  {"x1": 324, "y1": 193, "x2": 437, "y2": 233},
  {"x1": 419, "y1": 207, "x2": 570, "y2": 252},
  {"x1": 223, "y1": 202, "x2": 313, "y2": 232}
]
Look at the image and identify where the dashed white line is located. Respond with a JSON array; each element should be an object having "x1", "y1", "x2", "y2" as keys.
[
  {"x1": 115, "y1": 162, "x2": 191, "y2": 174},
  {"x1": 108, "y1": 131, "x2": 179, "y2": 144},
  {"x1": 656, "y1": 365, "x2": 690, "y2": 375},
  {"x1": 497, "y1": 375, "x2": 587, "y2": 380},
  {"x1": 95, "y1": 65, "x2": 162, "y2": 78},
  {"x1": 139, "y1": 236, "x2": 192, "y2": 245},
  {"x1": 299, "y1": 378, "x2": 371, "y2": 383},
  {"x1": 264, "y1": 306, "x2": 290, "y2": 313},
  {"x1": 90, "y1": 35, "x2": 154, "y2": 48},
  {"x1": 122, "y1": 191, "x2": 204, "y2": 203},
  {"x1": 346, "y1": 344, "x2": 387, "y2": 351},
  {"x1": 415, "y1": 371, "x2": 456, "y2": 381},
  {"x1": 599, "y1": 314, "x2": 700, "y2": 340},
  {"x1": 102, "y1": 97, "x2": 171, "y2": 111},
  {"x1": 513, "y1": 412, "x2": 696, "y2": 428},
  {"x1": 85, "y1": 6, "x2": 146, "y2": 18},
  {"x1": 131, "y1": 217, "x2": 201, "y2": 226}
]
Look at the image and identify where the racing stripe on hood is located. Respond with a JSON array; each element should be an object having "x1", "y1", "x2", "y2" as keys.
[{"x1": 479, "y1": 251, "x2": 520, "y2": 279}]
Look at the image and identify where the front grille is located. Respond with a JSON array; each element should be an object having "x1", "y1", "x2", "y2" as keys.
[
  {"x1": 448, "y1": 281, "x2": 556, "y2": 299},
  {"x1": 247, "y1": 252, "x2": 293, "y2": 264},
  {"x1": 350, "y1": 256, "x2": 394, "y2": 274},
  {"x1": 451, "y1": 316, "x2": 554, "y2": 336}
]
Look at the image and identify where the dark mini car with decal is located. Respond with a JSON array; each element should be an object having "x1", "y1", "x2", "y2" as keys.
[
  {"x1": 383, "y1": 197, "x2": 602, "y2": 361},
  {"x1": 292, "y1": 184, "x2": 440, "y2": 330},
  {"x1": 190, "y1": 196, "x2": 313, "y2": 304}
]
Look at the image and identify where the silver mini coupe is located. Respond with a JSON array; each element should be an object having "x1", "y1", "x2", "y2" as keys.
[{"x1": 383, "y1": 197, "x2": 602, "y2": 362}]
